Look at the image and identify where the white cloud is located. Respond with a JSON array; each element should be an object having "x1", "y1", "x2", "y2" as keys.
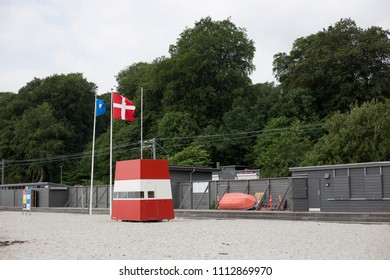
[{"x1": 0, "y1": 0, "x2": 389, "y2": 93}]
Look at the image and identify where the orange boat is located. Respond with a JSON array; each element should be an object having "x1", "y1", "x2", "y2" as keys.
[{"x1": 217, "y1": 193, "x2": 258, "y2": 210}]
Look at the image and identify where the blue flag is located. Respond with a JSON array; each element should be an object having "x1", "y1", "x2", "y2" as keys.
[{"x1": 96, "y1": 98, "x2": 106, "y2": 116}]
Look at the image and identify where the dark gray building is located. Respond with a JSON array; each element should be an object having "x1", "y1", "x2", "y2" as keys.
[
  {"x1": 169, "y1": 165, "x2": 220, "y2": 208},
  {"x1": 290, "y1": 161, "x2": 390, "y2": 212},
  {"x1": 0, "y1": 182, "x2": 68, "y2": 208},
  {"x1": 3, "y1": 162, "x2": 389, "y2": 213},
  {"x1": 212, "y1": 165, "x2": 260, "y2": 180}
]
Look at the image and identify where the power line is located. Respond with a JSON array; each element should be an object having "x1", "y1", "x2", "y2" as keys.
[
  {"x1": 4, "y1": 141, "x2": 142, "y2": 168},
  {"x1": 156, "y1": 122, "x2": 324, "y2": 142},
  {"x1": 3, "y1": 121, "x2": 324, "y2": 168}
]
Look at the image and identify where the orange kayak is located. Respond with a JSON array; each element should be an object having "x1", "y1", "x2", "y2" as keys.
[{"x1": 217, "y1": 193, "x2": 258, "y2": 210}]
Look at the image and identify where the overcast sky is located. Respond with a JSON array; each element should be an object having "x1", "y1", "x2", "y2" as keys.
[{"x1": 1, "y1": 0, "x2": 389, "y2": 94}]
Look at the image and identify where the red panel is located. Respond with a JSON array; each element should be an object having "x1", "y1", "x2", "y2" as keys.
[
  {"x1": 115, "y1": 159, "x2": 170, "y2": 180},
  {"x1": 140, "y1": 160, "x2": 170, "y2": 179},
  {"x1": 115, "y1": 160, "x2": 141, "y2": 180},
  {"x1": 111, "y1": 200, "x2": 141, "y2": 221},
  {"x1": 154, "y1": 199, "x2": 175, "y2": 220},
  {"x1": 111, "y1": 199, "x2": 175, "y2": 221}
]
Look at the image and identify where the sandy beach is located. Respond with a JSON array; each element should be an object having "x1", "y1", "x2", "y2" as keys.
[{"x1": 0, "y1": 211, "x2": 389, "y2": 260}]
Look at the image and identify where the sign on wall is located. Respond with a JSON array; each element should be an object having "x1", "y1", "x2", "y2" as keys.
[{"x1": 22, "y1": 187, "x2": 31, "y2": 215}]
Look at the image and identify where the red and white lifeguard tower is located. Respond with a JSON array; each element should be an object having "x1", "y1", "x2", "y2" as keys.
[{"x1": 111, "y1": 159, "x2": 175, "y2": 221}]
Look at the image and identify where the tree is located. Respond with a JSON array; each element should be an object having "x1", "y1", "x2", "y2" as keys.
[
  {"x1": 214, "y1": 94, "x2": 258, "y2": 165},
  {"x1": 17, "y1": 73, "x2": 97, "y2": 153},
  {"x1": 169, "y1": 145, "x2": 212, "y2": 166},
  {"x1": 157, "y1": 111, "x2": 200, "y2": 155},
  {"x1": 254, "y1": 117, "x2": 312, "y2": 177},
  {"x1": 0, "y1": 92, "x2": 17, "y2": 160},
  {"x1": 304, "y1": 100, "x2": 390, "y2": 165},
  {"x1": 116, "y1": 62, "x2": 152, "y2": 98},
  {"x1": 273, "y1": 18, "x2": 390, "y2": 116},
  {"x1": 13, "y1": 103, "x2": 71, "y2": 181},
  {"x1": 207, "y1": 83, "x2": 280, "y2": 166},
  {"x1": 116, "y1": 61, "x2": 165, "y2": 139},
  {"x1": 0, "y1": 74, "x2": 97, "y2": 183},
  {"x1": 159, "y1": 17, "x2": 255, "y2": 127},
  {"x1": 274, "y1": 87, "x2": 318, "y2": 121}
]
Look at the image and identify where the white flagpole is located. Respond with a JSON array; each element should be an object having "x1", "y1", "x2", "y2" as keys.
[
  {"x1": 89, "y1": 96, "x2": 97, "y2": 215},
  {"x1": 109, "y1": 90, "x2": 113, "y2": 217},
  {"x1": 140, "y1": 87, "x2": 143, "y2": 159}
]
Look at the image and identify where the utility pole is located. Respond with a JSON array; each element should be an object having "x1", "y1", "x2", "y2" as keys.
[
  {"x1": 1, "y1": 159, "x2": 4, "y2": 185},
  {"x1": 152, "y1": 138, "x2": 157, "y2": 159},
  {"x1": 140, "y1": 87, "x2": 143, "y2": 159},
  {"x1": 60, "y1": 165, "x2": 63, "y2": 184}
]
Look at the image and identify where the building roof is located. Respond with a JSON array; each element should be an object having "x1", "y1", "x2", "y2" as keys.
[
  {"x1": 290, "y1": 161, "x2": 390, "y2": 172},
  {"x1": 0, "y1": 182, "x2": 68, "y2": 189},
  {"x1": 169, "y1": 165, "x2": 220, "y2": 173}
]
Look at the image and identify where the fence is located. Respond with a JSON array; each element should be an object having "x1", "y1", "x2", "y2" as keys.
[
  {"x1": 176, "y1": 178, "x2": 292, "y2": 210},
  {"x1": 65, "y1": 185, "x2": 110, "y2": 208},
  {"x1": 1, "y1": 179, "x2": 294, "y2": 210}
]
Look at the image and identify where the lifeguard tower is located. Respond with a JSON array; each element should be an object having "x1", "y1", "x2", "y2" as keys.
[{"x1": 111, "y1": 159, "x2": 175, "y2": 221}]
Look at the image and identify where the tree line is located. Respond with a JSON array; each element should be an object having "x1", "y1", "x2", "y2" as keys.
[{"x1": 0, "y1": 17, "x2": 389, "y2": 185}]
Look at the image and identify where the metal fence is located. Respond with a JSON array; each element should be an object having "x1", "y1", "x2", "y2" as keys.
[
  {"x1": 176, "y1": 178, "x2": 292, "y2": 210},
  {"x1": 1, "y1": 179, "x2": 293, "y2": 210},
  {"x1": 65, "y1": 185, "x2": 110, "y2": 208}
]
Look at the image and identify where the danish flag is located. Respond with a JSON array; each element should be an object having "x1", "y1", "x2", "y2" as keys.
[{"x1": 112, "y1": 93, "x2": 135, "y2": 121}]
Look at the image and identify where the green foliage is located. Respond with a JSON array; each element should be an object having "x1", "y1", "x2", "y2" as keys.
[
  {"x1": 254, "y1": 117, "x2": 312, "y2": 177},
  {"x1": 160, "y1": 16, "x2": 256, "y2": 127},
  {"x1": 169, "y1": 145, "x2": 212, "y2": 166},
  {"x1": 17, "y1": 73, "x2": 97, "y2": 152},
  {"x1": 208, "y1": 83, "x2": 280, "y2": 166},
  {"x1": 0, "y1": 73, "x2": 96, "y2": 183},
  {"x1": 273, "y1": 18, "x2": 390, "y2": 116},
  {"x1": 304, "y1": 100, "x2": 390, "y2": 165},
  {"x1": 274, "y1": 87, "x2": 318, "y2": 121},
  {"x1": 0, "y1": 92, "x2": 17, "y2": 159},
  {"x1": 157, "y1": 111, "x2": 200, "y2": 155},
  {"x1": 116, "y1": 62, "x2": 162, "y2": 138},
  {"x1": 116, "y1": 62, "x2": 152, "y2": 98},
  {"x1": 13, "y1": 102, "x2": 71, "y2": 181}
]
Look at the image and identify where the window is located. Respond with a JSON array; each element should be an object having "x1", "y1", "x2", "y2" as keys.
[
  {"x1": 114, "y1": 191, "x2": 144, "y2": 199},
  {"x1": 114, "y1": 192, "x2": 127, "y2": 199},
  {"x1": 148, "y1": 191, "x2": 155, "y2": 198}
]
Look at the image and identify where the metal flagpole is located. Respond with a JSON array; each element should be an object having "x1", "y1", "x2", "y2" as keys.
[
  {"x1": 89, "y1": 96, "x2": 97, "y2": 215},
  {"x1": 109, "y1": 90, "x2": 113, "y2": 217},
  {"x1": 140, "y1": 87, "x2": 143, "y2": 159}
]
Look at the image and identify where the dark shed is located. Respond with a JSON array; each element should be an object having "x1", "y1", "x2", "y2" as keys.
[
  {"x1": 0, "y1": 182, "x2": 68, "y2": 208},
  {"x1": 169, "y1": 165, "x2": 220, "y2": 208},
  {"x1": 289, "y1": 162, "x2": 390, "y2": 212}
]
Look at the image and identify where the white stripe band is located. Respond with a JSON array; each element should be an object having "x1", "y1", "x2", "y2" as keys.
[{"x1": 114, "y1": 179, "x2": 172, "y2": 199}]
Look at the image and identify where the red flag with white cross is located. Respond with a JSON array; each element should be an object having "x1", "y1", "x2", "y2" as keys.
[{"x1": 112, "y1": 92, "x2": 135, "y2": 122}]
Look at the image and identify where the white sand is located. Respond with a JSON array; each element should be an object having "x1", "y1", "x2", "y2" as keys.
[{"x1": 0, "y1": 211, "x2": 389, "y2": 260}]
